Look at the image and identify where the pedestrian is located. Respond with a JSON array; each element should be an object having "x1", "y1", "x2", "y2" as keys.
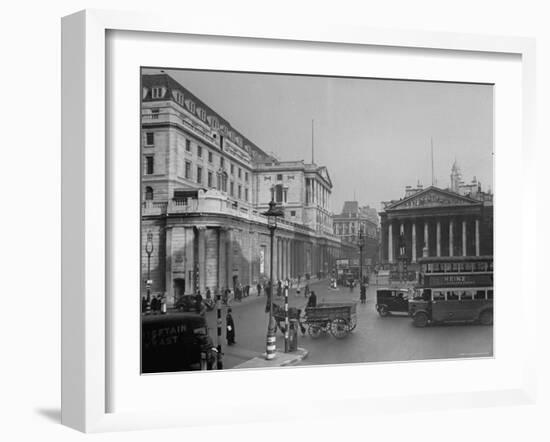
[
  {"x1": 257, "y1": 282, "x2": 262, "y2": 297},
  {"x1": 245, "y1": 284, "x2": 250, "y2": 297},
  {"x1": 141, "y1": 296, "x2": 147, "y2": 314},
  {"x1": 195, "y1": 291, "x2": 204, "y2": 315},
  {"x1": 277, "y1": 280, "x2": 282, "y2": 297},
  {"x1": 206, "y1": 287, "x2": 211, "y2": 300},
  {"x1": 226, "y1": 308, "x2": 236, "y2": 345},
  {"x1": 360, "y1": 284, "x2": 367, "y2": 304},
  {"x1": 306, "y1": 290, "x2": 317, "y2": 308},
  {"x1": 304, "y1": 283, "x2": 310, "y2": 298}
]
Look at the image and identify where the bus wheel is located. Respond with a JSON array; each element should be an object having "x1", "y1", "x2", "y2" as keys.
[
  {"x1": 378, "y1": 305, "x2": 389, "y2": 317},
  {"x1": 413, "y1": 312, "x2": 429, "y2": 328},
  {"x1": 479, "y1": 309, "x2": 493, "y2": 325}
]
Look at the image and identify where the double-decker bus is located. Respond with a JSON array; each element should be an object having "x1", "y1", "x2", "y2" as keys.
[{"x1": 408, "y1": 256, "x2": 493, "y2": 327}]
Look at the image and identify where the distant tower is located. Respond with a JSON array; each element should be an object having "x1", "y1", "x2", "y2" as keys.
[{"x1": 450, "y1": 160, "x2": 462, "y2": 193}]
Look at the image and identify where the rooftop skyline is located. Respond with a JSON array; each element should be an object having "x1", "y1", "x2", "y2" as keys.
[{"x1": 142, "y1": 68, "x2": 493, "y2": 213}]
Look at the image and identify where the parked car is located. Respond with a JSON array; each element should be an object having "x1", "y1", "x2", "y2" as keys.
[
  {"x1": 375, "y1": 288, "x2": 410, "y2": 317},
  {"x1": 141, "y1": 312, "x2": 216, "y2": 373},
  {"x1": 175, "y1": 294, "x2": 204, "y2": 314}
]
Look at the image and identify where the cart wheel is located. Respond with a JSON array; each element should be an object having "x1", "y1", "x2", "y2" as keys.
[
  {"x1": 378, "y1": 305, "x2": 389, "y2": 317},
  {"x1": 330, "y1": 318, "x2": 349, "y2": 338},
  {"x1": 348, "y1": 316, "x2": 357, "y2": 331},
  {"x1": 308, "y1": 324, "x2": 322, "y2": 339}
]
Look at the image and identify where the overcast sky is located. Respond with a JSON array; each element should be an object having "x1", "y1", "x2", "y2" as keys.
[{"x1": 143, "y1": 68, "x2": 493, "y2": 214}]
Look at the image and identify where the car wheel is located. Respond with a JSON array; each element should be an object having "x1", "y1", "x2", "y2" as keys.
[
  {"x1": 413, "y1": 312, "x2": 429, "y2": 327},
  {"x1": 378, "y1": 305, "x2": 389, "y2": 317},
  {"x1": 479, "y1": 309, "x2": 493, "y2": 325}
]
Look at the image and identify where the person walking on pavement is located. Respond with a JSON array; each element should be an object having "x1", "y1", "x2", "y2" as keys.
[
  {"x1": 360, "y1": 284, "x2": 367, "y2": 304},
  {"x1": 226, "y1": 308, "x2": 236, "y2": 345},
  {"x1": 304, "y1": 283, "x2": 310, "y2": 299},
  {"x1": 306, "y1": 290, "x2": 317, "y2": 308},
  {"x1": 256, "y1": 282, "x2": 262, "y2": 297}
]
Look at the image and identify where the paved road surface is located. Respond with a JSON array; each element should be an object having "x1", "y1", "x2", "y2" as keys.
[{"x1": 203, "y1": 278, "x2": 493, "y2": 369}]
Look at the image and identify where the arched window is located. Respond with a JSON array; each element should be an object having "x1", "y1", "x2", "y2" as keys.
[{"x1": 145, "y1": 186, "x2": 154, "y2": 200}]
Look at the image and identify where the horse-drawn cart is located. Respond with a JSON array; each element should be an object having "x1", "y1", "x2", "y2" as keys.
[{"x1": 304, "y1": 302, "x2": 357, "y2": 339}]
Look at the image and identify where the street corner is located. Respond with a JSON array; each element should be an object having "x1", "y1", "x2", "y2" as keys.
[{"x1": 232, "y1": 347, "x2": 309, "y2": 369}]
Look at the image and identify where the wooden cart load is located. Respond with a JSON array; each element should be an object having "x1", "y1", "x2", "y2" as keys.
[{"x1": 304, "y1": 302, "x2": 357, "y2": 338}]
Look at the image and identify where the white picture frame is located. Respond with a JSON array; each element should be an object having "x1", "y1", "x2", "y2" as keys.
[{"x1": 61, "y1": 9, "x2": 537, "y2": 433}]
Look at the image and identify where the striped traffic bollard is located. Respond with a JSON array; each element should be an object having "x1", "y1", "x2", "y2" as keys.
[
  {"x1": 216, "y1": 290, "x2": 223, "y2": 370},
  {"x1": 284, "y1": 285, "x2": 290, "y2": 353},
  {"x1": 266, "y1": 325, "x2": 277, "y2": 360}
]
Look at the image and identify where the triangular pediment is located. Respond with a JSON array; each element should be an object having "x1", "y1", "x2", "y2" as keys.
[
  {"x1": 386, "y1": 186, "x2": 481, "y2": 211},
  {"x1": 317, "y1": 166, "x2": 332, "y2": 187}
]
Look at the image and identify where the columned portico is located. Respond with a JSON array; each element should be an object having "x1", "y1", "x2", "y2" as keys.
[{"x1": 379, "y1": 186, "x2": 492, "y2": 267}]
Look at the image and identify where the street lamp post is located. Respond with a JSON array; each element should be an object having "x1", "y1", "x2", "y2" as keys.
[
  {"x1": 145, "y1": 231, "x2": 154, "y2": 305},
  {"x1": 358, "y1": 227, "x2": 365, "y2": 285},
  {"x1": 262, "y1": 200, "x2": 284, "y2": 360}
]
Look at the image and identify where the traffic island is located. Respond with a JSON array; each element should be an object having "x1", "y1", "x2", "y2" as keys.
[{"x1": 233, "y1": 347, "x2": 308, "y2": 369}]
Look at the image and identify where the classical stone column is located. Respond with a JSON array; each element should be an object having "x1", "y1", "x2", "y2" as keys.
[
  {"x1": 164, "y1": 226, "x2": 173, "y2": 305},
  {"x1": 388, "y1": 222, "x2": 393, "y2": 263},
  {"x1": 197, "y1": 226, "x2": 207, "y2": 294},
  {"x1": 411, "y1": 222, "x2": 417, "y2": 263},
  {"x1": 424, "y1": 221, "x2": 429, "y2": 257},
  {"x1": 462, "y1": 219, "x2": 467, "y2": 256},
  {"x1": 226, "y1": 228, "x2": 234, "y2": 289},
  {"x1": 184, "y1": 227, "x2": 195, "y2": 294},
  {"x1": 436, "y1": 220, "x2": 441, "y2": 257},
  {"x1": 217, "y1": 227, "x2": 226, "y2": 291},
  {"x1": 475, "y1": 219, "x2": 480, "y2": 256},
  {"x1": 449, "y1": 219, "x2": 454, "y2": 257}
]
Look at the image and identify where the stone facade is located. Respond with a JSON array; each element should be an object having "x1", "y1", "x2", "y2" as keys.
[
  {"x1": 140, "y1": 73, "x2": 356, "y2": 305},
  {"x1": 379, "y1": 184, "x2": 493, "y2": 268}
]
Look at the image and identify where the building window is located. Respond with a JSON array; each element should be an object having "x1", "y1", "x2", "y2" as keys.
[
  {"x1": 230, "y1": 164, "x2": 234, "y2": 175},
  {"x1": 274, "y1": 184, "x2": 283, "y2": 203},
  {"x1": 220, "y1": 157, "x2": 225, "y2": 168},
  {"x1": 291, "y1": 210, "x2": 296, "y2": 217},
  {"x1": 145, "y1": 132, "x2": 154, "y2": 146},
  {"x1": 238, "y1": 168, "x2": 242, "y2": 179},
  {"x1": 198, "y1": 108, "x2": 207, "y2": 120},
  {"x1": 245, "y1": 188, "x2": 249, "y2": 202},
  {"x1": 151, "y1": 108, "x2": 159, "y2": 119},
  {"x1": 245, "y1": 172, "x2": 249, "y2": 182},
  {"x1": 151, "y1": 88, "x2": 163, "y2": 99},
  {"x1": 230, "y1": 182, "x2": 234, "y2": 197},
  {"x1": 187, "y1": 100, "x2": 195, "y2": 113},
  {"x1": 197, "y1": 145, "x2": 202, "y2": 157},
  {"x1": 145, "y1": 186, "x2": 153, "y2": 200},
  {"x1": 145, "y1": 156, "x2": 154, "y2": 175},
  {"x1": 208, "y1": 171, "x2": 213, "y2": 187},
  {"x1": 277, "y1": 174, "x2": 283, "y2": 181},
  {"x1": 208, "y1": 151, "x2": 213, "y2": 163},
  {"x1": 238, "y1": 185, "x2": 242, "y2": 199},
  {"x1": 185, "y1": 161, "x2": 191, "y2": 179},
  {"x1": 197, "y1": 166, "x2": 203, "y2": 184},
  {"x1": 185, "y1": 139, "x2": 191, "y2": 152}
]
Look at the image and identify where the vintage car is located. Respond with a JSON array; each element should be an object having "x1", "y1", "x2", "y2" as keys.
[
  {"x1": 175, "y1": 294, "x2": 204, "y2": 313},
  {"x1": 375, "y1": 288, "x2": 410, "y2": 317},
  {"x1": 141, "y1": 313, "x2": 216, "y2": 373}
]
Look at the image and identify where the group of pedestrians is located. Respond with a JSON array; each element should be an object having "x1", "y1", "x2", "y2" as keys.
[{"x1": 141, "y1": 295, "x2": 165, "y2": 314}]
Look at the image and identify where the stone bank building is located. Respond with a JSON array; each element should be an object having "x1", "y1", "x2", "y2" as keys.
[
  {"x1": 379, "y1": 164, "x2": 493, "y2": 268},
  {"x1": 141, "y1": 73, "x2": 353, "y2": 305}
]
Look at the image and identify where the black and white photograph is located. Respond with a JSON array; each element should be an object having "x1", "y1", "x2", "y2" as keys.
[{"x1": 140, "y1": 67, "x2": 494, "y2": 373}]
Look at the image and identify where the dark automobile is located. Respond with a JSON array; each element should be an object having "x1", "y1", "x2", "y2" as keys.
[
  {"x1": 375, "y1": 288, "x2": 410, "y2": 317},
  {"x1": 175, "y1": 294, "x2": 204, "y2": 314},
  {"x1": 141, "y1": 313, "x2": 216, "y2": 373}
]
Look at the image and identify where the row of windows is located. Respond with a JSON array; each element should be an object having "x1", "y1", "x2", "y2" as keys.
[
  {"x1": 423, "y1": 261, "x2": 493, "y2": 273},
  {"x1": 430, "y1": 289, "x2": 494, "y2": 301},
  {"x1": 263, "y1": 174, "x2": 295, "y2": 181},
  {"x1": 183, "y1": 137, "x2": 249, "y2": 181},
  {"x1": 183, "y1": 160, "x2": 249, "y2": 202}
]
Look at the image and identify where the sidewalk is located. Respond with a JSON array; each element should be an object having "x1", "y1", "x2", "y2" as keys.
[{"x1": 232, "y1": 347, "x2": 309, "y2": 369}]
